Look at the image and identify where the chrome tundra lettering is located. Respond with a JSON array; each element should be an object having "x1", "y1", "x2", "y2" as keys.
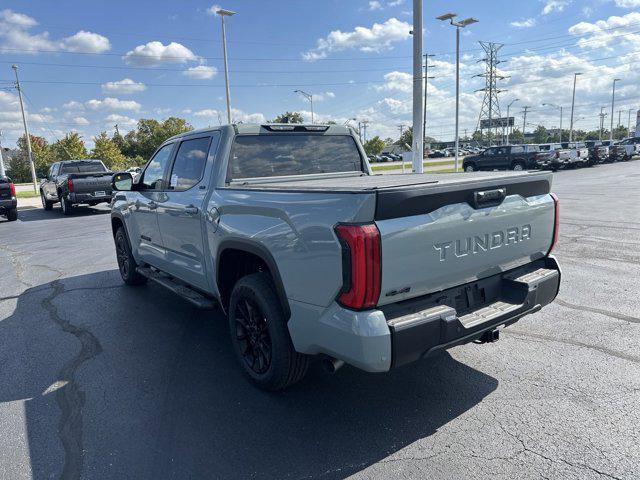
[{"x1": 433, "y1": 224, "x2": 532, "y2": 261}]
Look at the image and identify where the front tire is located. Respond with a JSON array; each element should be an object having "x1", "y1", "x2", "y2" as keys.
[
  {"x1": 464, "y1": 163, "x2": 475, "y2": 172},
  {"x1": 512, "y1": 162, "x2": 525, "y2": 171},
  {"x1": 114, "y1": 227, "x2": 147, "y2": 286},
  {"x1": 41, "y1": 191, "x2": 53, "y2": 211},
  {"x1": 229, "y1": 273, "x2": 308, "y2": 391},
  {"x1": 60, "y1": 194, "x2": 73, "y2": 216},
  {"x1": 6, "y1": 208, "x2": 17, "y2": 222}
]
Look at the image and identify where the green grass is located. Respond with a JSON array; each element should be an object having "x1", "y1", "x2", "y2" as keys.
[
  {"x1": 16, "y1": 190, "x2": 40, "y2": 199},
  {"x1": 371, "y1": 159, "x2": 455, "y2": 172}
]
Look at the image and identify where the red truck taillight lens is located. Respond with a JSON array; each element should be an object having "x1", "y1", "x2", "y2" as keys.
[
  {"x1": 548, "y1": 193, "x2": 560, "y2": 255},
  {"x1": 9, "y1": 182, "x2": 16, "y2": 197},
  {"x1": 67, "y1": 178, "x2": 74, "y2": 192},
  {"x1": 334, "y1": 223, "x2": 381, "y2": 310}
]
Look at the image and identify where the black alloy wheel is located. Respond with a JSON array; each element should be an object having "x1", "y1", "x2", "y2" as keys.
[{"x1": 234, "y1": 298, "x2": 272, "y2": 375}]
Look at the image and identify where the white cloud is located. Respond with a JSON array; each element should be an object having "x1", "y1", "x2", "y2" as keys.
[
  {"x1": 569, "y1": 12, "x2": 640, "y2": 50},
  {"x1": 60, "y1": 30, "x2": 110, "y2": 53},
  {"x1": 388, "y1": 0, "x2": 405, "y2": 6},
  {"x1": 541, "y1": 0, "x2": 572, "y2": 15},
  {"x1": 193, "y1": 108, "x2": 265, "y2": 124},
  {"x1": 511, "y1": 18, "x2": 537, "y2": 28},
  {"x1": 369, "y1": 1, "x2": 382, "y2": 10},
  {"x1": 85, "y1": 97, "x2": 141, "y2": 112},
  {"x1": 206, "y1": 4, "x2": 223, "y2": 15},
  {"x1": 614, "y1": 0, "x2": 640, "y2": 6},
  {"x1": 0, "y1": 10, "x2": 110, "y2": 54},
  {"x1": 101, "y1": 78, "x2": 147, "y2": 94},
  {"x1": 123, "y1": 41, "x2": 198, "y2": 66},
  {"x1": 105, "y1": 114, "x2": 137, "y2": 128},
  {"x1": 183, "y1": 65, "x2": 218, "y2": 79},
  {"x1": 72, "y1": 116, "x2": 90, "y2": 125},
  {"x1": 376, "y1": 71, "x2": 413, "y2": 93},
  {"x1": 302, "y1": 17, "x2": 412, "y2": 61},
  {"x1": 62, "y1": 101, "x2": 84, "y2": 110}
]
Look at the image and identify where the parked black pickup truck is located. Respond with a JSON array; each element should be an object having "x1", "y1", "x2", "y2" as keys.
[
  {"x1": 40, "y1": 159, "x2": 113, "y2": 215},
  {"x1": 0, "y1": 175, "x2": 18, "y2": 222},
  {"x1": 462, "y1": 144, "x2": 542, "y2": 172}
]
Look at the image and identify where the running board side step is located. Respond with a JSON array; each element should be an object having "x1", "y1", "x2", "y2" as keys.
[{"x1": 136, "y1": 266, "x2": 217, "y2": 309}]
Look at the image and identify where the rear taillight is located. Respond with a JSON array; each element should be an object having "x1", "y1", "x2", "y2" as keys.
[
  {"x1": 67, "y1": 178, "x2": 74, "y2": 192},
  {"x1": 334, "y1": 223, "x2": 381, "y2": 310},
  {"x1": 9, "y1": 182, "x2": 16, "y2": 197},
  {"x1": 548, "y1": 193, "x2": 560, "y2": 255}
]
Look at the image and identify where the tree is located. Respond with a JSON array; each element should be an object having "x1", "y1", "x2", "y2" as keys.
[
  {"x1": 51, "y1": 133, "x2": 88, "y2": 160},
  {"x1": 363, "y1": 136, "x2": 385, "y2": 156},
  {"x1": 396, "y1": 127, "x2": 412, "y2": 149},
  {"x1": 612, "y1": 125, "x2": 629, "y2": 140},
  {"x1": 532, "y1": 125, "x2": 548, "y2": 144},
  {"x1": 122, "y1": 117, "x2": 193, "y2": 160},
  {"x1": 270, "y1": 112, "x2": 303, "y2": 124},
  {"x1": 92, "y1": 132, "x2": 127, "y2": 170},
  {"x1": 17, "y1": 134, "x2": 53, "y2": 177},
  {"x1": 509, "y1": 128, "x2": 524, "y2": 144}
]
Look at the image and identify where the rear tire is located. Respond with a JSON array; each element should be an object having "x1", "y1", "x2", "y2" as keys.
[
  {"x1": 41, "y1": 191, "x2": 53, "y2": 211},
  {"x1": 60, "y1": 194, "x2": 73, "y2": 216},
  {"x1": 464, "y1": 163, "x2": 475, "y2": 172},
  {"x1": 229, "y1": 273, "x2": 308, "y2": 391},
  {"x1": 6, "y1": 208, "x2": 17, "y2": 222},
  {"x1": 114, "y1": 227, "x2": 147, "y2": 286},
  {"x1": 512, "y1": 162, "x2": 525, "y2": 171}
]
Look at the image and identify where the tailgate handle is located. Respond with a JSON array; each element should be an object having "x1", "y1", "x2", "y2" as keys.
[{"x1": 472, "y1": 188, "x2": 506, "y2": 208}]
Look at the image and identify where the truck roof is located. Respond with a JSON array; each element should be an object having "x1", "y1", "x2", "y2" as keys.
[
  {"x1": 166, "y1": 123, "x2": 353, "y2": 142},
  {"x1": 56, "y1": 159, "x2": 103, "y2": 164}
]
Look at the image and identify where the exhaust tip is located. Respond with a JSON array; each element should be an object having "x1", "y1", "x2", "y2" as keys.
[{"x1": 321, "y1": 356, "x2": 345, "y2": 374}]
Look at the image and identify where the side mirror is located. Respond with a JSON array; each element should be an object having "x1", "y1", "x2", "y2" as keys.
[{"x1": 112, "y1": 172, "x2": 133, "y2": 191}]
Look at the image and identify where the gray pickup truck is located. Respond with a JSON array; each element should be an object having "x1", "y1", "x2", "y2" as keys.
[
  {"x1": 0, "y1": 175, "x2": 18, "y2": 222},
  {"x1": 40, "y1": 159, "x2": 113, "y2": 215},
  {"x1": 110, "y1": 124, "x2": 561, "y2": 390}
]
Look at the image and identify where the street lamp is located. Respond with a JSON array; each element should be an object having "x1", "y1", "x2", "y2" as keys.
[
  {"x1": 215, "y1": 8, "x2": 236, "y2": 124},
  {"x1": 294, "y1": 90, "x2": 314, "y2": 123},
  {"x1": 610, "y1": 78, "x2": 621, "y2": 141},
  {"x1": 628, "y1": 108, "x2": 635, "y2": 138},
  {"x1": 568, "y1": 72, "x2": 581, "y2": 142},
  {"x1": 505, "y1": 98, "x2": 519, "y2": 145},
  {"x1": 543, "y1": 103, "x2": 563, "y2": 142},
  {"x1": 437, "y1": 13, "x2": 478, "y2": 173}
]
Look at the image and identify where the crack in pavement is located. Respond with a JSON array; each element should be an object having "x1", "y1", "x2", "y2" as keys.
[
  {"x1": 555, "y1": 298, "x2": 640, "y2": 324},
  {"x1": 41, "y1": 280, "x2": 103, "y2": 480},
  {"x1": 506, "y1": 330, "x2": 640, "y2": 365}
]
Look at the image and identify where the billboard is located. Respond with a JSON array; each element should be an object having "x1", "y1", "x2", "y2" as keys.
[{"x1": 480, "y1": 117, "x2": 514, "y2": 129}]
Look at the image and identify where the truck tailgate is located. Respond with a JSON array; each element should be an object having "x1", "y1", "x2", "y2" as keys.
[
  {"x1": 374, "y1": 172, "x2": 555, "y2": 306},
  {"x1": 69, "y1": 173, "x2": 113, "y2": 194}
]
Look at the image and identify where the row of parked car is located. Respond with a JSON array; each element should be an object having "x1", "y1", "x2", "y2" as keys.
[{"x1": 461, "y1": 138, "x2": 640, "y2": 172}]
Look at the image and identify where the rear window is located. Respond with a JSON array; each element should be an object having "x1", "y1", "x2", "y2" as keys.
[
  {"x1": 60, "y1": 161, "x2": 106, "y2": 174},
  {"x1": 525, "y1": 145, "x2": 540, "y2": 152},
  {"x1": 228, "y1": 134, "x2": 363, "y2": 180}
]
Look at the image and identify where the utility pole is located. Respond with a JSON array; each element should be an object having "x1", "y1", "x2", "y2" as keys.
[
  {"x1": 0, "y1": 131, "x2": 6, "y2": 178},
  {"x1": 423, "y1": 53, "x2": 435, "y2": 159},
  {"x1": 475, "y1": 42, "x2": 505, "y2": 145},
  {"x1": 12, "y1": 65, "x2": 37, "y2": 192},
  {"x1": 216, "y1": 8, "x2": 236, "y2": 124},
  {"x1": 569, "y1": 72, "x2": 581, "y2": 142},
  {"x1": 610, "y1": 78, "x2": 620, "y2": 141},
  {"x1": 294, "y1": 90, "x2": 314, "y2": 124},
  {"x1": 521, "y1": 106, "x2": 530, "y2": 144},
  {"x1": 628, "y1": 109, "x2": 634, "y2": 138},
  {"x1": 599, "y1": 107, "x2": 607, "y2": 141},
  {"x1": 360, "y1": 120, "x2": 370, "y2": 143},
  {"x1": 505, "y1": 98, "x2": 519, "y2": 145},
  {"x1": 398, "y1": 124, "x2": 406, "y2": 172},
  {"x1": 411, "y1": 0, "x2": 424, "y2": 173},
  {"x1": 618, "y1": 109, "x2": 622, "y2": 129}
]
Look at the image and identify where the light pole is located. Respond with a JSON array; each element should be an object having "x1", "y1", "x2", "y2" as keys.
[
  {"x1": 423, "y1": 53, "x2": 435, "y2": 159},
  {"x1": 12, "y1": 65, "x2": 37, "y2": 192},
  {"x1": 505, "y1": 98, "x2": 519, "y2": 145},
  {"x1": 437, "y1": 13, "x2": 478, "y2": 173},
  {"x1": 610, "y1": 78, "x2": 620, "y2": 141},
  {"x1": 599, "y1": 107, "x2": 607, "y2": 141},
  {"x1": 569, "y1": 72, "x2": 581, "y2": 142},
  {"x1": 215, "y1": 8, "x2": 236, "y2": 124},
  {"x1": 628, "y1": 109, "x2": 634, "y2": 138},
  {"x1": 543, "y1": 103, "x2": 563, "y2": 142},
  {"x1": 294, "y1": 90, "x2": 314, "y2": 124}
]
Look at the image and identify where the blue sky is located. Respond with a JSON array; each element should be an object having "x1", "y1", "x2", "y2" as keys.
[{"x1": 1, "y1": 0, "x2": 640, "y2": 148}]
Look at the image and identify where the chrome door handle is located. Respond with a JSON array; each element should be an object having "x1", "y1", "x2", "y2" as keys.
[
  {"x1": 184, "y1": 205, "x2": 199, "y2": 215},
  {"x1": 148, "y1": 201, "x2": 157, "y2": 210}
]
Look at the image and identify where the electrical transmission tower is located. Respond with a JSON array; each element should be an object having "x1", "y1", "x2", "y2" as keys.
[{"x1": 475, "y1": 42, "x2": 507, "y2": 143}]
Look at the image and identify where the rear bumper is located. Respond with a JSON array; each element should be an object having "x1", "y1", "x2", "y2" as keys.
[
  {"x1": 0, "y1": 198, "x2": 17, "y2": 212},
  {"x1": 288, "y1": 257, "x2": 560, "y2": 372},
  {"x1": 69, "y1": 192, "x2": 112, "y2": 204},
  {"x1": 385, "y1": 256, "x2": 560, "y2": 368}
]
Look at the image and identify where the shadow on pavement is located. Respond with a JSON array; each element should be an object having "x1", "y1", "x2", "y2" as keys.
[
  {"x1": 1, "y1": 270, "x2": 498, "y2": 479},
  {"x1": 10, "y1": 205, "x2": 110, "y2": 223}
]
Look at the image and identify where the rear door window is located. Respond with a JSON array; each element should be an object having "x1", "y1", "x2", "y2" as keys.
[{"x1": 228, "y1": 134, "x2": 363, "y2": 180}]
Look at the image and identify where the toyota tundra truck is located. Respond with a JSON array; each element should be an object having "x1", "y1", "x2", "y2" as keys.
[
  {"x1": 110, "y1": 124, "x2": 561, "y2": 390},
  {"x1": 40, "y1": 159, "x2": 113, "y2": 215}
]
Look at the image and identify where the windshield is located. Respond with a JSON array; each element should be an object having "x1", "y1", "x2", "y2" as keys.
[
  {"x1": 228, "y1": 134, "x2": 364, "y2": 180},
  {"x1": 60, "y1": 161, "x2": 107, "y2": 174}
]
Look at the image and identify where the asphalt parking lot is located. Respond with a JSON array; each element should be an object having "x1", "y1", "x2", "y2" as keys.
[{"x1": 1, "y1": 162, "x2": 639, "y2": 480}]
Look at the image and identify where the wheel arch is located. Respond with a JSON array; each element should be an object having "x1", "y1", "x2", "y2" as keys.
[{"x1": 216, "y1": 239, "x2": 290, "y2": 320}]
